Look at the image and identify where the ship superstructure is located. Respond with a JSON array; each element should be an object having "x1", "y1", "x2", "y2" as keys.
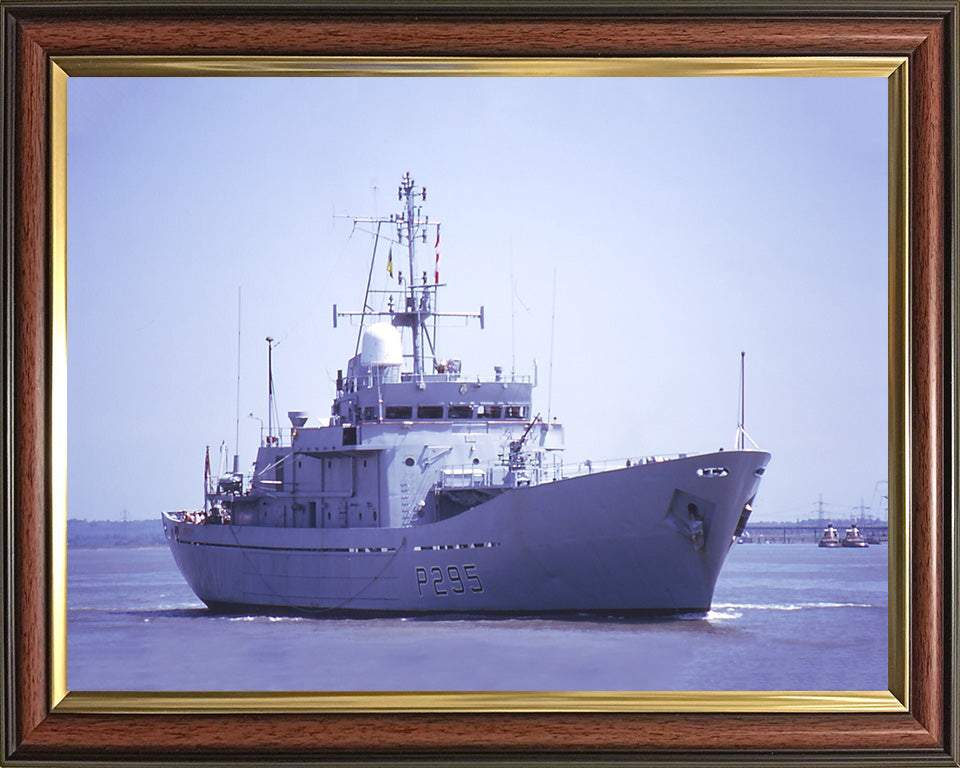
[{"x1": 162, "y1": 173, "x2": 770, "y2": 615}]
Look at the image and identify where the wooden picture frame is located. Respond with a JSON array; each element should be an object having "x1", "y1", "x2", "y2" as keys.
[{"x1": 2, "y1": 2, "x2": 956, "y2": 764}]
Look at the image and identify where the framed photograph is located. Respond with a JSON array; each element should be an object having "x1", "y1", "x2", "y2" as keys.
[
  {"x1": 65, "y1": 68, "x2": 895, "y2": 698},
  {"x1": 2, "y1": 3, "x2": 956, "y2": 765}
]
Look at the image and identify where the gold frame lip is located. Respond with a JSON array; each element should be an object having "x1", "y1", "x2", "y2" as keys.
[
  {"x1": 56, "y1": 690, "x2": 907, "y2": 715},
  {"x1": 49, "y1": 60, "x2": 69, "y2": 713},
  {"x1": 50, "y1": 56, "x2": 910, "y2": 716},
  {"x1": 52, "y1": 54, "x2": 906, "y2": 77}
]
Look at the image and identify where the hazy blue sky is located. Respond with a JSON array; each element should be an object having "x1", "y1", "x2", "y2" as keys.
[{"x1": 67, "y1": 76, "x2": 887, "y2": 522}]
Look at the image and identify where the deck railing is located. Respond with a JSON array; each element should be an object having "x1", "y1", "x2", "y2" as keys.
[{"x1": 436, "y1": 453, "x2": 690, "y2": 489}]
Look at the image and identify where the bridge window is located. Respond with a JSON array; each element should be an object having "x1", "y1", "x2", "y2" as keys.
[
  {"x1": 418, "y1": 405, "x2": 444, "y2": 419},
  {"x1": 363, "y1": 406, "x2": 377, "y2": 421},
  {"x1": 448, "y1": 405, "x2": 473, "y2": 419},
  {"x1": 477, "y1": 404, "x2": 502, "y2": 419},
  {"x1": 385, "y1": 406, "x2": 413, "y2": 420},
  {"x1": 505, "y1": 405, "x2": 529, "y2": 419}
]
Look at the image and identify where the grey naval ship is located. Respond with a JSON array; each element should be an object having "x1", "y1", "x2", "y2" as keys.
[{"x1": 162, "y1": 173, "x2": 770, "y2": 616}]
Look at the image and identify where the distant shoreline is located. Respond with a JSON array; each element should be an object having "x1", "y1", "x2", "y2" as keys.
[
  {"x1": 67, "y1": 519, "x2": 165, "y2": 549},
  {"x1": 68, "y1": 544, "x2": 167, "y2": 551}
]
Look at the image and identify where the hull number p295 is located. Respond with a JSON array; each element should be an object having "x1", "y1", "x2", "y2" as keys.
[{"x1": 416, "y1": 565, "x2": 483, "y2": 597}]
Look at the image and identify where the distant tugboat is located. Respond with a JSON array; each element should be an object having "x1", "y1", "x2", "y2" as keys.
[
  {"x1": 818, "y1": 523, "x2": 842, "y2": 548},
  {"x1": 841, "y1": 524, "x2": 869, "y2": 548},
  {"x1": 161, "y1": 173, "x2": 771, "y2": 616}
]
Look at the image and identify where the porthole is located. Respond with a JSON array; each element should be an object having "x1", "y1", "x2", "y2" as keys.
[
  {"x1": 405, "y1": 457, "x2": 416, "y2": 467},
  {"x1": 473, "y1": 457, "x2": 480, "y2": 464}
]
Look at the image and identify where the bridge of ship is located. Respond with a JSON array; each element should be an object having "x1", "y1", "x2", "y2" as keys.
[{"x1": 332, "y1": 374, "x2": 537, "y2": 427}]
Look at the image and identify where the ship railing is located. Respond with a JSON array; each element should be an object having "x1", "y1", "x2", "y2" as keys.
[
  {"x1": 556, "y1": 454, "x2": 690, "y2": 480},
  {"x1": 256, "y1": 426, "x2": 292, "y2": 447},
  {"x1": 435, "y1": 453, "x2": 691, "y2": 490},
  {"x1": 399, "y1": 372, "x2": 532, "y2": 384},
  {"x1": 165, "y1": 508, "x2": 229, "y2": 525},
  {"x1": 437, "y1": 464, "x2": 510, "y2": 489}
]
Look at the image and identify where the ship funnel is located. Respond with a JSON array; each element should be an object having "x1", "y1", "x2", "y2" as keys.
[{"x1": 287, "y1": 410, "x2": 309, "y2": 427}]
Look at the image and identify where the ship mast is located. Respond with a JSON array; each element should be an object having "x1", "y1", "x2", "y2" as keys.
[
  {"x1": 233, "y1": 288, "x2": 241, "y2": 473},
  {"x1": 334, "y1": 173, "x2": 483, "y2": 373},
  {"x1": 265, "y1": 336, "x2": 279, "y2": 444},
  {"x1": 737, "y1": 351, "x2": 745, "y2": 451},
  {"x1": 734, "y1": 350, "x2": 759, "y2": 451},
  {"x1": 398, "y1": 172, "x2": 428, "y2": 375}
]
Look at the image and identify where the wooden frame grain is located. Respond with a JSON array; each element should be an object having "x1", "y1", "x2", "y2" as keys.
[{"x1": 2, "y1": 3, "x2": 957, "y2": 765}]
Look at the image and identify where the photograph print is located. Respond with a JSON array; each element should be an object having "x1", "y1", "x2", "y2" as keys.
[{"x1": 66, "y1": 74, "x2": 888, "y2": 692}]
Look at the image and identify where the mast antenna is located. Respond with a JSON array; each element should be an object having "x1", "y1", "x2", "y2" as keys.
[
  {"x1": 233, "y1": 288, "x2": 241, "y2": 474},
  {"x1": 355, "y1": 221, "x2": 383, "y2": 357},
  {"x1": 547, "y1": 269, "x2": 557, "y2": 423},
  {"x1": 734, "y1": 351, "x2": 759, "y2": 450},
  {"x1": 265, "y1": 336, "x2": 280, "y2": 443},
  {"x1": 510, "y1": 244, "x2": 516, "y2": 379},
  {"x1": 738, "y1": 351, "x2": 745, "y2": 450}
]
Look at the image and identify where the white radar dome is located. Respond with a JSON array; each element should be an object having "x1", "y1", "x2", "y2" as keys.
[{"x1": 360, "y1": 322, "x2": 403, "y2": 366}]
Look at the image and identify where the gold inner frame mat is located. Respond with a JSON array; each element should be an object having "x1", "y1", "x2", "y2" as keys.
[{"x1": 49, "y1": 55, "x2": 909, "y2": 714}]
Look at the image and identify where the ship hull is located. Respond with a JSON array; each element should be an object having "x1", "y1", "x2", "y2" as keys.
[{"x1": 162, "y1": 451, "x2": 768, "y2": 615}]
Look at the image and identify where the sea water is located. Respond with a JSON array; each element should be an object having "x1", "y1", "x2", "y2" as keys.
[{"x1": 67, "y1": 542, "x2": 887, "y2": 691}]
